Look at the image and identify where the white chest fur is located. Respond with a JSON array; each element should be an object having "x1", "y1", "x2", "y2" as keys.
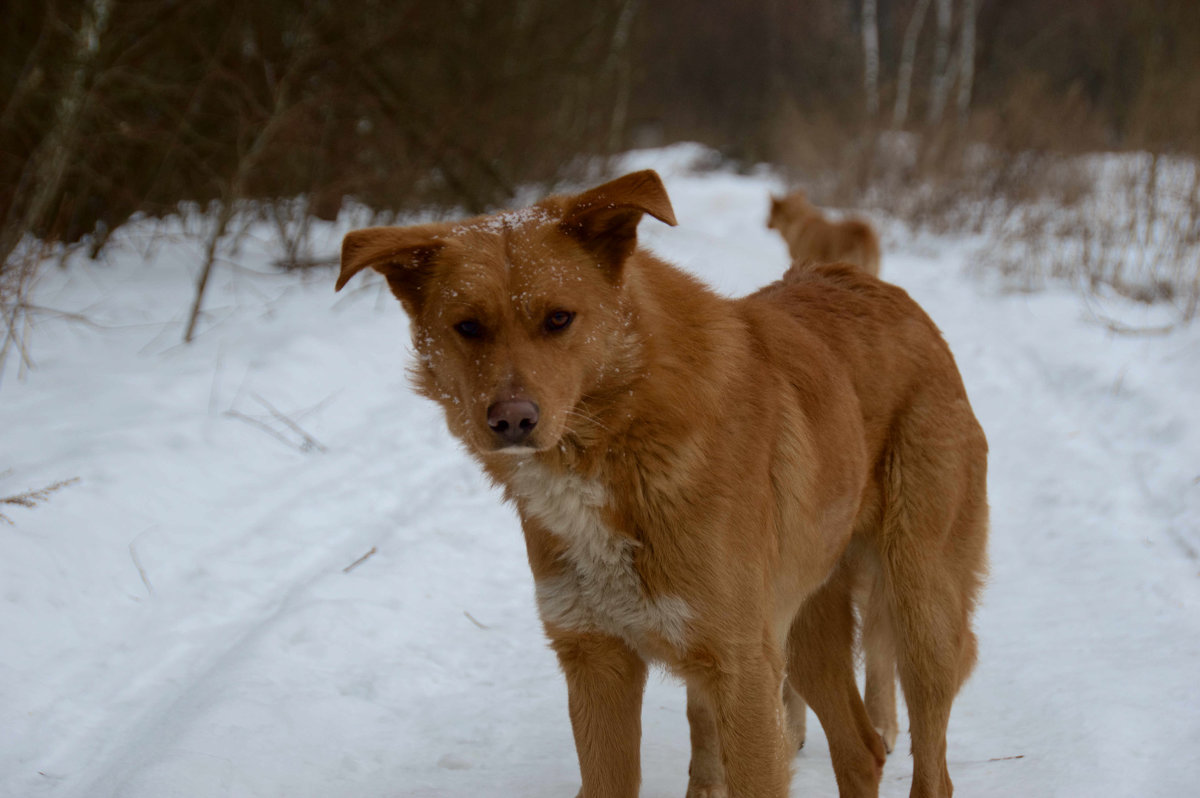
[{"x1": 510, "y1": 461, "x2": 690, "y2": 651}]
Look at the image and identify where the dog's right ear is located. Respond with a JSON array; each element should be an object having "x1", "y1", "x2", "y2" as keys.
[{"x1": 337, "y1": 225, "x2": 445, "y2": 312}]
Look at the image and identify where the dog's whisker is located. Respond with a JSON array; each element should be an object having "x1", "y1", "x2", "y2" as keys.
[{"x1": 564, "y1": 407, "x2": 614, "y2": 435}]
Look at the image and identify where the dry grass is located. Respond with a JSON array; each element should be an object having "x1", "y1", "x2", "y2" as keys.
[
  {"x1": 0, "y1": 241, "x2": 56, "y2": 384},
  {"x1": 771, "y1": 111, "x2": 1200, "y2": 323},
  {"x1": 975, "y1": 153, "x2": 1200, "y2": 318},
  {"x1": 0, "y1": 477, "x2": 81, "y2": 525}
]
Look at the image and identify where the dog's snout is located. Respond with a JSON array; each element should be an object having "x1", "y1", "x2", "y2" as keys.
[{"x1": 487, "y1": 399, "x2": 540, "y2": 444}]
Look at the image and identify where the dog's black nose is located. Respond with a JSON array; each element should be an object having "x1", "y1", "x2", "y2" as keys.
[{"x1": 487, "y1": 400, "x2": 539, "y2": 444}]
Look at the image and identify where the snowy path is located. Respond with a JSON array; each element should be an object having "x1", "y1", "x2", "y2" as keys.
[{"x1": 2, "y1": 150, "x2": 1198, "y2": 797}]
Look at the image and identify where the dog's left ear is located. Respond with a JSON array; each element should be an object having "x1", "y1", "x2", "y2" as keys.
[{"x1": 560, "y1": 170, "x2": 677, "y2": 271}]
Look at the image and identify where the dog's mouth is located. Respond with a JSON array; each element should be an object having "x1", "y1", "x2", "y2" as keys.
[
  {"x1": 486, "y1": 443, "x2": 540, "y2": 457},
  {"x1": 478, "y1": 431, "x2": 559, "y2": 459}
]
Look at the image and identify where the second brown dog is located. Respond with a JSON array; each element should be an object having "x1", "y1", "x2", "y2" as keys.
[{"x1": 768, "y1": 190, "x2": 882, "y2": 277}]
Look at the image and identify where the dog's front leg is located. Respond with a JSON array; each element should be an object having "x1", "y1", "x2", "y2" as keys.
[
  {"x1": 549, "y1": 630, "x2": 648, "y2": 798},
  {"x1": 692, "y1": 653, "x2": 792, "y2": 798}
]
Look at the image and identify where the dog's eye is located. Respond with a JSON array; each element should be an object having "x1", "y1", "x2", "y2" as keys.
[
  {"x1": 454, "y1": 319, "x2": 484, "y2": 339},
  {"x1": 544, "y1": 310, "x2": 575, "y2": 333}
]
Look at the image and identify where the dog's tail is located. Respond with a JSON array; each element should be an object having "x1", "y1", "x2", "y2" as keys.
[{"x1": 846, "y1": 221, "x2": 882, "y2": 277}]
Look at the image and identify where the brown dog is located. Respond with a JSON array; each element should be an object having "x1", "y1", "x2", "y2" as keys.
[
  {"x1": 337, "y1": 171, "x2": 987, "y2": 798},
  {"x1": 768, "y1": 190, "x2": 882, "y2": 277}
]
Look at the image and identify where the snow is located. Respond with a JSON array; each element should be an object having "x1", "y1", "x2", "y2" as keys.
[{"x1": 2, "y1": 147, "x2": 1199, "y2": 797}]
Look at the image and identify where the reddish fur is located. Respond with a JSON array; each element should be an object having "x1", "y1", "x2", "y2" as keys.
[
  {"x1": 768, "y1": 190, "x2": 882, "y2": 277},
  {"x1": 338, "y1": 171, "x2": 987, "y2": 798}
]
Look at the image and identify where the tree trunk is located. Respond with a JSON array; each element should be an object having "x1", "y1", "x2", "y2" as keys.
[
  {"x1": 1, "y1": 0, "x2": 110, "y2": 376},
  {"x1": 182, "y1": 39, "x2": 301, "y2": 343},
  {"x1": 927, "y1": 0, "x2": 953, "y2": 124},
  {"x1": 956, "y1": 0, "x2": 977, "y2": 127},
  {"x1": 862, "y1": 0, "x2": 880, "y2": 119},
  {"x1": 0, "y1": 0, "x2": 111, "y2": 271},
  {"x1": 0, "y1": 5, "x2": 57, "y2": 133},
  {"x1": 893, "y1": 0, "x2": 932, "y2": 128},
  {"x1": 606, "y1": 0, "x2": 639, "y2": 154},
  {"x1": 183, "y1": 201, "x2": 234, "y2": 344}
]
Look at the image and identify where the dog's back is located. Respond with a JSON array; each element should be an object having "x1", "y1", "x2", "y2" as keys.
[
  {"x1": 768, "y1": 191, "x2": 882, "y2": 277},
  {"x1": 749, "y1": 260, "x2": 984, "y2": 524},
  {"x1": 758, "y1": 261, "x2": 983, "y2": 474}
]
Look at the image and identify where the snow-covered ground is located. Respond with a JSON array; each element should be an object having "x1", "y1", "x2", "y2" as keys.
[{"x1": 2, "y1": 146, "x2": 1198, "y2": 797}]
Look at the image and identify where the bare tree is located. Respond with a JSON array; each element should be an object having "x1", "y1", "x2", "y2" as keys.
[
  {"x1": 0, "y1": 0, "x2": 110, "y2": 269},
  {"x1": 606, "y1": 0, "x2": 641, "y2": 153},
  {"x1": 893, "y1": 0, "x2": 932, "y2": 127},
  {"x1": 3, "y1": 0, "x2": 1197, "y2": 330},
  {"x1": 956, "y1": 0, "x2": 977, "y2": 127},
  {"x1": 927, "y1": 0, "x2": 953, "y2": 124},
  {"x1": 0, "y1": 6, "x2": 58, "y2": 134},
  {"x1": 1, "y1": 0, "x2": 111, "y2": 371},
  {"x1": 863, "y1": 0, "x2": 880, "y2": 118},
  {"x1": 183, "y1": 15, "x2": 314, "y2": 343}
]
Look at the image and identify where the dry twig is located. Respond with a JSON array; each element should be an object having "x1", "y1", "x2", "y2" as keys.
[
  {"x1": 129, "y1": 543, "x2": 155, "y2": 597},
  {"x1": 463, "y1": 611, "x2": 491, "y2": 630},
  {"x1": 224, "y1": 409, "x2": 298, "y2": 451},
  {"x1": 342, "y1": 546, "x2": 377, "y2": 574},
  {"x1": 224, "y1": 393, "x2": 328, "y2": 454},
  {"x1": 252, "y1": 393, "x2": 327, "y2": 453}
]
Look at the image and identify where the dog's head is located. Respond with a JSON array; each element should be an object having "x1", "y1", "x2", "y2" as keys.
[
  {"x1": 337, "y1": 170, "x2": 677, "y2": 458},
  {"x1": 767, "y1": 190, "x2": 813, "y2": 231}
]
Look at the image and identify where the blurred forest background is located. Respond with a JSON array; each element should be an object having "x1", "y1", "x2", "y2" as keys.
[{"x1": 3, "y1": 0, "x2": 1200, "y2": 348}]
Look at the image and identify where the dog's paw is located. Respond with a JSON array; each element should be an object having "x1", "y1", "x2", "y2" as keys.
[
  {"x1": 877, "y1": 723, "x2": 898, "y2": 755},
  {"x1": 785, "y1": 721, "x2": 806, "y2": 753},
  {"x1": 685, "y1": 784, "x2": 728, "y2": 798}
]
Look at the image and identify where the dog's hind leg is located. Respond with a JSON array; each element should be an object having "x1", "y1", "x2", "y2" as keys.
[
  {"x1": 884, "y1": 552, "x2": 977, "y2": 798},
  {"x1": 878, "y1": 420, "x2": 988, "y2": 798},
  {"x1": 859, "y1": 568, "x2": 900, "y2": 753},
  {"x1": 787, "y1": 564, "x2": 886, "y2": 798}
]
